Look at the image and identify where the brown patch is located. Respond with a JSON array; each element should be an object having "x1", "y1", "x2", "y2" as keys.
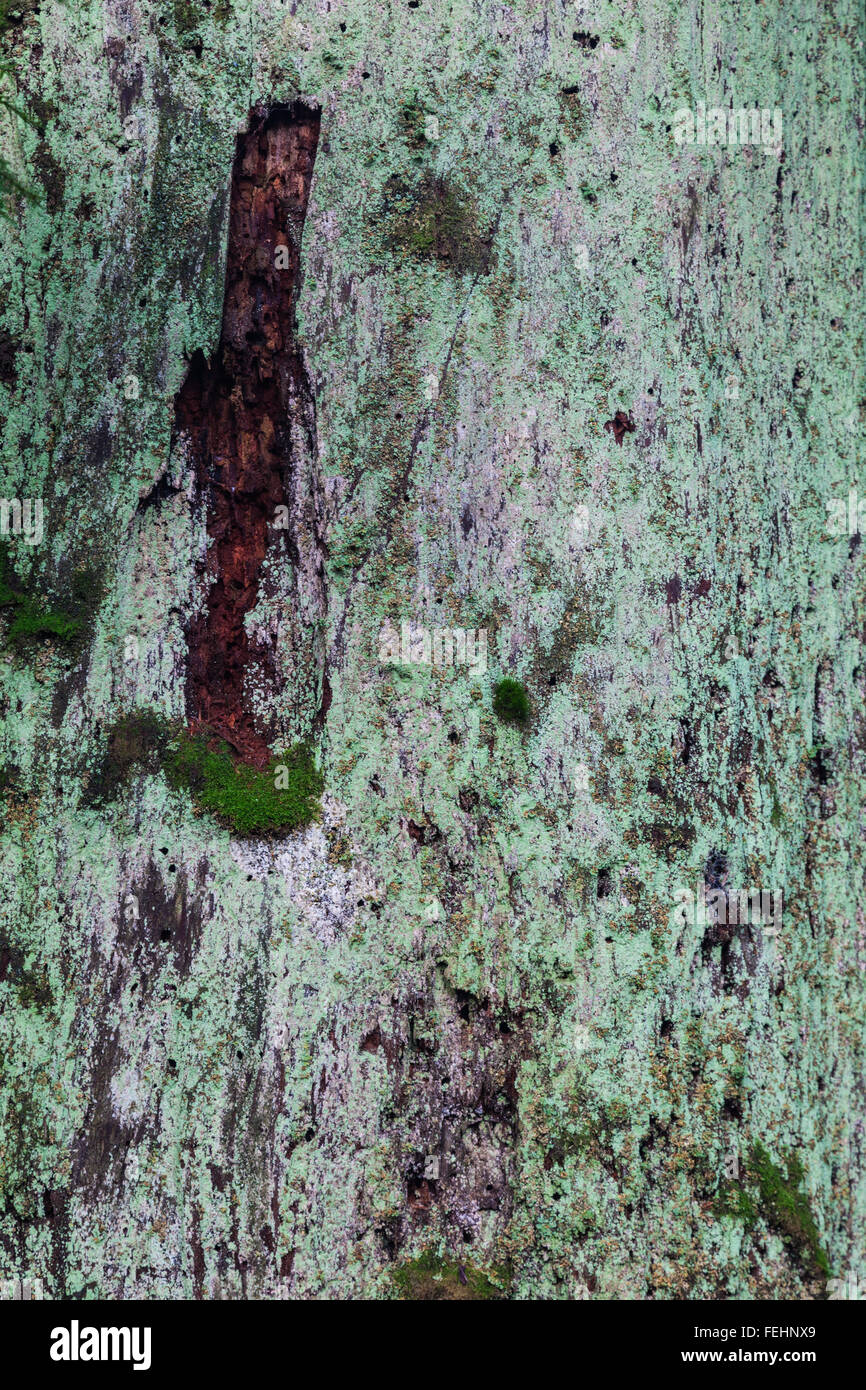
[
  {"x1": 407, "y1": 817, "x2": 441, "y2": 846},
  {"x1": 173, "y1": 102, "x2": 324, "y2": 766},
  {"x1": 666, "y1": 574, "x2": 682, "y2": 605},
  {"x1": 603, "y1": 409, "x2": 635, "y2": 445}
]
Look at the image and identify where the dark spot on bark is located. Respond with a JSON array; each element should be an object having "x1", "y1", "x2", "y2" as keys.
[
  {"x1": 603, "y1": 409, "x2": 635, "y2": 445},
  {"x1": 407, "y1": 817, "x2": 441, "y2": 845},
  {"x1": 704, "y1": 849, "x2": 728, "y2": 891},
  {"x1": 0, "y1": 326, "x2": 20, "y2": 386},
  {"x1": 32, "y1": 139, "x2": 66, "y2": 213}
]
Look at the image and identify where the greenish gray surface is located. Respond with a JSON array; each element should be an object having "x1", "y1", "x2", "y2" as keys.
[{"x1": 0, "y1": 0, "x2": 863, "y2": 1299}]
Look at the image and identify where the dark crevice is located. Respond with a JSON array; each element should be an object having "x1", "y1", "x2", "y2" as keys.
[{"x1": 172, "y1": 101, "x2": 326, "y2": 766}]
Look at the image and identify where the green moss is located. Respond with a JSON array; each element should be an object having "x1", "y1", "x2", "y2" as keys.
[
  {"x1": 0, "y1": 548, "x2": 16, "y2": 607},
  {"x1": 392, "y1": 1251, "x2": 508, "y2": 1301},
  {"x1": 0, "y1": 761, "x2": 20, "y2": 796},
  {"x1": 164, "y1": 730, "x2": 322, "y2": 836},
  {"x1": 714, "y1": 1181, "x2": 758, "y2": 1226},
  {"x1": 86, "y1": 710, "x2": 171, "y2": 804},
  {"x1": 5, "y1": 595, "x2": 81, "y2": 643},
  {"x1": 713, "y1": 1144, "x2": 829, "y2": 1281},
  {"x1": 0, "y1": 544, "x2": 102, "y2": 649},
  {"x1": 493, "y1": 677, "x2": 531, "y2": 725},
  {"x1": 88, "y1": 712, "x2": 323, "y2": 837},
  {"x1": 0, "y1": 932, "x2": 53, "y2": 1013},
  {"x1": 172, "y1": 0, "x2": 199, "y2": 31},
  {"x1": 382, "y1": 173, "x2": 489, "y2": 276},
  {"x1": 399, "y1": 93, "x2": 428, "y2": 150},
  {"x1": 750, "y1": 1143, "x2": 830, "y2": 1280},
  {"x1": 169, "y1": 0, "x2": 231, "y2": 30},
  {"x1": 0, "y1": 0, "x2": 48, "y2": 215},
  {"x1": 16, "y1": 963, "x2": 53, "y2": 1011}
]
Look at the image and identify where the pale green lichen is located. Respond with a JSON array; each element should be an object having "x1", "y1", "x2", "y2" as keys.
[{"x1": 0, "y1": 0, "x2": 861, "y2": 1303}]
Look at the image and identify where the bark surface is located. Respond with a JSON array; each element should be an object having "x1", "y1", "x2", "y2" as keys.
[{"x1": 0, "y1": 0, "x2": 863, "y2": 1300}]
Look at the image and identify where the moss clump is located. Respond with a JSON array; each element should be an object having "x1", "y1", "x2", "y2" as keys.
[
  {"x1": 382, "y1": 173, "x2": 489, "y2": 276},
  {"x1": 750, "y1": 1143, "x2": 830, "y2": 1280},
  {"x1": 5, "y1": 595, "x2": 82, "y2": 643},
  {"x1": 0, "y1": 544, "x2": 102, "y2": 649},
  {"x1": 712, "y1": 1144, "x2": 829, "y2": 1281},
  {"x1": 88, "y1": 711, "x2": 323, "y2": 837},
  {"x1": 714, "y1": 1181, "x2": 758, "y2": 1226},
  {"x1": 392, "y1": 1251, "x2": 508, "y2": 1301},
  {"x1": 164, "y1": 731, "x2": 322, "y2": 836},
  {"x1": 493, "y1": 677, "x2": 531, "y2": 725}
]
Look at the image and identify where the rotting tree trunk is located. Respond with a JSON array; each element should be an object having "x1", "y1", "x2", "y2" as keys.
[{"x1": 0, "y1": 0, "x2": 864, "y2": 1304}]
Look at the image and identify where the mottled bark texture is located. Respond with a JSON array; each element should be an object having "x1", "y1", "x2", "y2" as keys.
[{"x1": 0, "y1": 1, "x2": 864, "y2": 1300}]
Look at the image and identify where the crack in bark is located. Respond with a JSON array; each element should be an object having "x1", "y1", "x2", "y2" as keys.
[{"x1": 172, "y1": 100, "x2": 325, "y2": 765}]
